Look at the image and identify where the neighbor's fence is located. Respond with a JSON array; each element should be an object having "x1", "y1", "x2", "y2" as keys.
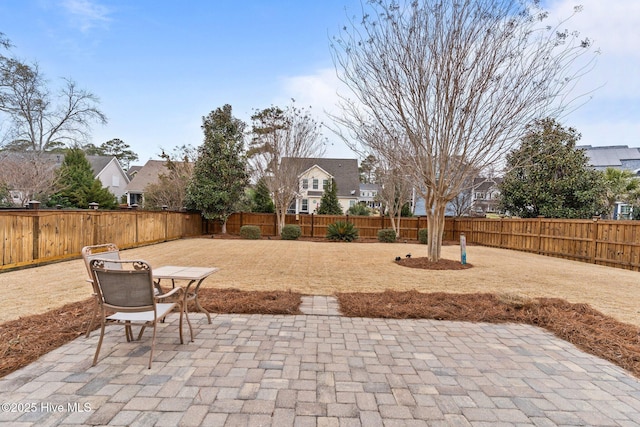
[
  {"x1": 0, "y1": 210, "x2": 203, "y2": 270},
  {"x1": 208, "y1": 213, "x2": 640, "y2": 272}
]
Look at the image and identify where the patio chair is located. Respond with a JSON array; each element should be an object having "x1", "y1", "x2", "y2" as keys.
[
  {"x1": 81, "y1": 244, "x2": 164, "y2": 337},
  {"x1": 81, "y1": 244, "x2": 122, "y2": 338},
  {"x1": 89, "y1": 258, "x2": 190, "y2": 369}
]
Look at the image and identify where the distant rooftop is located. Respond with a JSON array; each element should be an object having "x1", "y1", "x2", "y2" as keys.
[{"x1": 578, "y1": 145, "x2": 640, "y2": 171}]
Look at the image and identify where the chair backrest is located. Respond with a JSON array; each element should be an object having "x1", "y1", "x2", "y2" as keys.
[
  {"x1": 90, "y1": 259, "x2": 156, "y2": 313},
  {"x1": 82, "y1": 244, "x2": 121, "y2": 276}
]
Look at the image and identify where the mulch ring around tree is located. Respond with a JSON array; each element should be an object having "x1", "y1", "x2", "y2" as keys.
[
  {"x1": 1, "y1": 288, "x2": 639, "y2": 381},
  {"x1": 395, "y1": 257, "x2": 473, "y2": 270}
]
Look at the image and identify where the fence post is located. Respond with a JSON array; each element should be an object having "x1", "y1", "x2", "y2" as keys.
[
  {"x1": 274, "y1": 213, "x2": 278, "y2": 235},
  {"x1": 537, "y1": 216, "x2": 544, "y2": 255},
  {"x1": 591, "y1": 217, "x2": 599, "y2": 264},
  {"x1": 32, "y1": 212, "x2": 40, "y2": 262},
  {"x1": 311, "y1": 213, "x2": 314, "y2": 237}
]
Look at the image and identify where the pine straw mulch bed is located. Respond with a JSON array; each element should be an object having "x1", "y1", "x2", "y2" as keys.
[
  {"x1": 2, "y1": 287, "x2": 640, "y2": 380},
  {"x1": 0, "y1": 289, "x2": 302, "y2": 378}
]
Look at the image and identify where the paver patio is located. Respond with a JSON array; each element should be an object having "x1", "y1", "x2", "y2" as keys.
[{"x1": 1, "y1": 297, "x2": 639, "y2": 426}]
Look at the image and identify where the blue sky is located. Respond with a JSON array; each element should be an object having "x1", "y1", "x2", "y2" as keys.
[{"x1": 1, "y1": 0, "x2": 638, "y2": 166}]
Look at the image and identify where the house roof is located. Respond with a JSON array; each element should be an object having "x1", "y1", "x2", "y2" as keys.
[
  {"x1": 359, "y1": 183, "x2": 380, "y2": 191},
  {"x1": 578, "y1": 145, "x2": 640, "y2": 169},
  {"x1": 87, "y1": 156, "x2": 113, "y2": 175},
  {"x1": 124, "y1": 159, "x2": 192, "y2": 193},
  {"x1": 127, "y1": 165, "x2": 143, "y2": 181},
  {"x1": 0, "y1": 152, "x2": 119, "y2": 176},
  {"x1": 284, "y1": 158, "x2": 360, "y2": 198},
  {"x1": 124, "y1": 160, "x2": 169, "y2": 193},
  {"x1": 473, "y1": 177, "x2": 502, "y2": 192}
]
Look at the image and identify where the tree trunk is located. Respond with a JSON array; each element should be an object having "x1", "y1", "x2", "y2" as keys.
[
  {"x1": 221, "y1": 219, "x2": 227, "y2": 234},
  {"x1": 426, "y1": 200, "x2": 447, "y2": 262},
  {"x1": 393, "y1": 212, "x2": 401, "y2": 238},
  {"x1": 275, "y1": 207, "x2": 286, "y2": 235}
]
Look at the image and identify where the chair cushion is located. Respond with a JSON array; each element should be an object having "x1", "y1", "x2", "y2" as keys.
[{"x1": 106, "y1": 303, "x2": 178, "y2": 323}]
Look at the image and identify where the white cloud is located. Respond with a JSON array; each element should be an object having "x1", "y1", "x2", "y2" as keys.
[
  {"x1": 278, "y1": 68, "x2": 358, "y2": 158},
  {"x1": 546, "y1": 0, "x2": 640, "y2": 99},
  {"x1": 279, "y1": 68, "x2": 344, "y2": 116},
  {"x1": 61, "y1": 0, "x2": 111, "y2": 32}
]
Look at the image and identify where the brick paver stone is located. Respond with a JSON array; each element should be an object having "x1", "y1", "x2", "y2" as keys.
[{"x1": 0, "y1": 297, "x2": 639, "y2": 426}]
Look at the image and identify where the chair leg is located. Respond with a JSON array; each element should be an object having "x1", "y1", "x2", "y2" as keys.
[
  {"x1": 148, "y1": 322, "x2": 157, "y2": 369},
  {"x1": 92, "y1": 319, "x2": 107, "y2": 366},
  {"x1": 124, "y1": 322, "x2": 133, "y2": 342},
  {"x1": 85, "y1": 295, "x2": 99, "y2": 338},
  {"x1": 178, "y1": 302, "x2": 184, "y2": 344},
  {"x1": 137, "y1": 326, "x2": 146, "y2": 341}
]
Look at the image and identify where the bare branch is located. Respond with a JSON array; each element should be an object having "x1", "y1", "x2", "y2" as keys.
[{"x1": 249, "y1": 102, "x2": 326, "y2": 233}]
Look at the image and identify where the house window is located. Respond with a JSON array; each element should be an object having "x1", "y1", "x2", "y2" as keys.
[
  {"x1": 475, "y1": 192, "x2": 485, "y2": 200},
  {"x1": 301, "y1": 199, "x2": 308, "y2": 212},
  {"x1": 112, "y1": 176, "x2": 120, "y2": 187},
  {"x1": 302, "y1": 179, "x2": 308, "y2": 189},
  {"x1": 350, "y1": 200, "x2": 356, "y2": 207},
  {"x1": 322, "y1": 179, "x2": 328, "y2": 189},
  {"x1": 312, "y1": 179, "x2": 319, "y2": 190}
]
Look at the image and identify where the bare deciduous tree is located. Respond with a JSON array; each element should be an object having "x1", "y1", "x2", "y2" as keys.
[
  {"x1": 0, "y1": 55, "x2": 106, "y2": 151},
  {"x1": 331, "y1": 0, "x2": 596, "y2": 261},
  {"x1": 248, "y1": 103, "x2": 325, "y2": 234},
  {"x1": 376, "y1": 163, "x2": 413, "y2": 238},
  {"x1": 144, "y1": 146, "x2": 196, "y2": 210},
  {"x1": 0, "y1": 152, "x2": 58, "y2": 206}
]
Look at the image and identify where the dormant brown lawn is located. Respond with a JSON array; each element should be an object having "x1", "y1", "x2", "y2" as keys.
[{"x1": 1, "y1": 237, "x2": 639, "y2": 327}]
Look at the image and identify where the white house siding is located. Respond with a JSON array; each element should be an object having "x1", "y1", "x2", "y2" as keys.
[
  {"x1": 94, "y1": 158, "x2": 130, "y2": 201},
  {"x1": 297, "y1": 165, "x2": 333, "y2": 214}
]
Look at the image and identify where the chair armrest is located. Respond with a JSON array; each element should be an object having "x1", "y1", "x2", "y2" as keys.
[{"x1": 155, "y1": 287, "x2": 183, "y2": 300}]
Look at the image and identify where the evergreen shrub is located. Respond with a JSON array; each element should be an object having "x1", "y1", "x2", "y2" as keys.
[
  {"x1": 377, "y1": 228, "x2": 397, "y2": 243},
  {"x1": 418, "y1": 228, "x2": 428, "y2": 244},
  {"x1": 240, "y1": 225, "x2": 261, "y2": 239},
  {"x1": 281, "y1": 224, "x2": 301, "y2": 240}
]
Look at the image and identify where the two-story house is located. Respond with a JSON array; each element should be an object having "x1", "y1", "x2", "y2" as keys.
[
  {"x1": 285, "y1": 158, "x2": 360, "y2": 215},
  {"x1": 359, "y1": 183, "x2": 381, "y2": 211},
  {"x1": 470, "y1": 177, "x2": 502, "y2": 216}
]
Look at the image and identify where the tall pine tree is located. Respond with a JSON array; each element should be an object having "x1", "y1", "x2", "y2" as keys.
[
  {"x1": 186, "y1": 104, "x2": 248, "y2": 233},
  {"x1": 317, "y1": 179, "x2": 343, "y2": 215}
]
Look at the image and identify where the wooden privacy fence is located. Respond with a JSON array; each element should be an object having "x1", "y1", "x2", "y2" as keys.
[
  {"x1": 0, "y1": 210, "x2": 203, "y2": 270},
  {"x1": 450, "y1": 217, "x2": 640, "y2": 271},
  {"x1": 4, "y1": 210, "x2": 640, "y2": 272},
  {"x1": 209, "y1": 213, "x2": 640, "y2": 271},
  {"x1": 205, "y1": 212, "x2": 430, "y2": 241}
]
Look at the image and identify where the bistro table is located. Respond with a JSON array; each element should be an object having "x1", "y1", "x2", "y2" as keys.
[{"x1": 153, "y1": 266, "x2": 219, "y2": 327}]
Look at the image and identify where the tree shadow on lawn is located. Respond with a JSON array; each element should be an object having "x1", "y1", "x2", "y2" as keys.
[{"x1": 1, "y1": 287, "x2": 639, "y2": 380}]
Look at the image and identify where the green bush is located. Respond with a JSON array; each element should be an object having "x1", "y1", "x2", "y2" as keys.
[
  {"x1": 347, "y1": 203, "x2": 371, "y2": 216},
  {"x1": 418, "y1": 228, "x2": 428, "y2": 244},
  {"x1": 281, "y1": 224, "x2": 301, "y2": 240},
  {"x1": 239, "y1": 225, "x2": 261, "y2": 239},
  {"x1": 327, "y1": 221, "x2": 359, "y2": 242},
  {"x1": 377, "y1": 228, "x2": 397, "y2": 243}
]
